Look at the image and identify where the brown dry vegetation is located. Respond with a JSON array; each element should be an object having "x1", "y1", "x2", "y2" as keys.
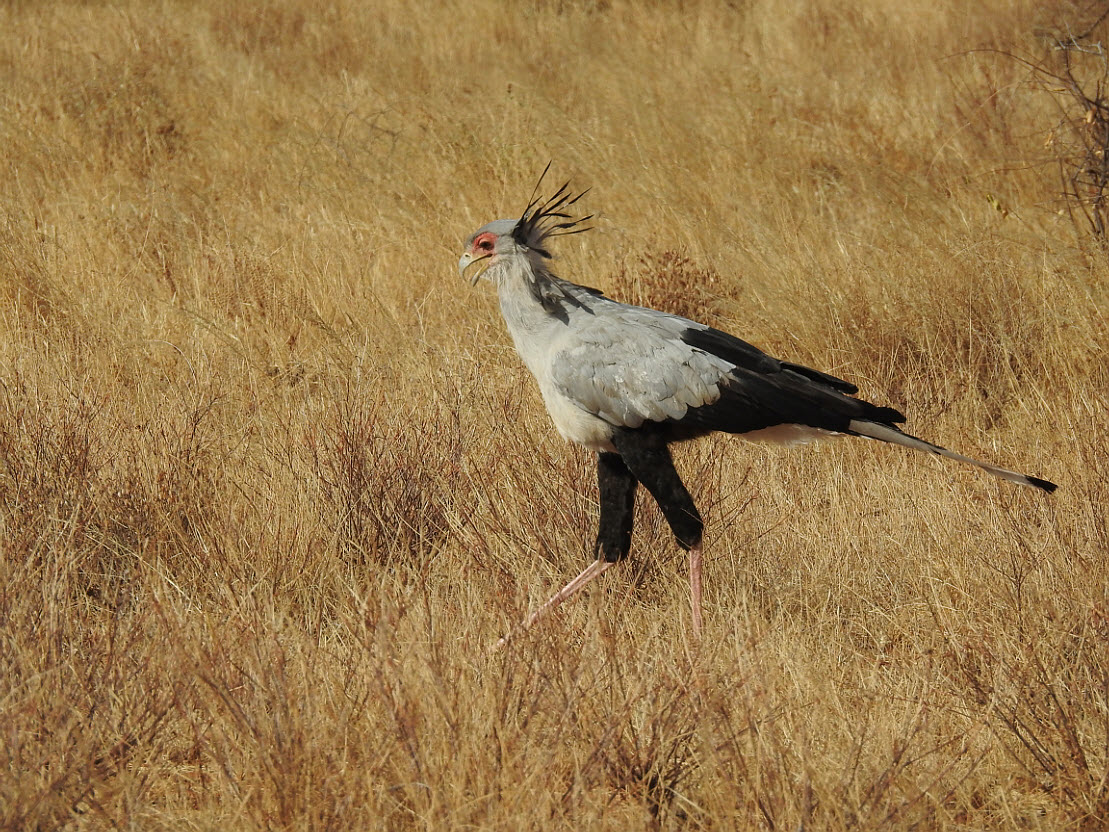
[{"x1": 1, "y1": 0, "x2": 1107, "y2": 829}]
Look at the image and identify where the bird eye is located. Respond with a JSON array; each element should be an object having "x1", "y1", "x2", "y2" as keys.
[{"x1": 477, "y1": 238, "x2": 494, "y2": 252}]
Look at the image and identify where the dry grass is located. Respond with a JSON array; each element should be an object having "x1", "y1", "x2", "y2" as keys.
[{"x1": 1, "y1": 0, "x2": 1107, "y2": 828}]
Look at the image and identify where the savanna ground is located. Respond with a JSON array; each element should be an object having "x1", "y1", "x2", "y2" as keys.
[{"x1": 1, "y1": 0, "x2": 1108, "y2": 829}]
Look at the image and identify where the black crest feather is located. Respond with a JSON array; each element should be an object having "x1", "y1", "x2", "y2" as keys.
[{"x1": 512, "y1": 162, "x2": 593, "y2": 257}]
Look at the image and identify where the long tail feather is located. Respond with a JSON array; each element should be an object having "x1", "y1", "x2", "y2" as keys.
[{"x1": 848, "y1": 420, "x2": 1057, "y2": 493}]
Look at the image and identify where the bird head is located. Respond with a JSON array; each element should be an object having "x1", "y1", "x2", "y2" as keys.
[
  {"x1": 459, "y1": 167, "x2": 592, "y2": 286},
  {"x1": 458, "y1": 219, "x2": 522, "y2": 286}
]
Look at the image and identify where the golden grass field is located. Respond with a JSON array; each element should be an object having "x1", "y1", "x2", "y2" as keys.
[{"x1": 2, "y1": 0, "x2": 1108, "y2": 828}]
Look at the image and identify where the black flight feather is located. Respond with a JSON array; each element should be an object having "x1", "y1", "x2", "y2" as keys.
[{"x1": 677, "y1": 325, "x2": 906, "y2": 435}]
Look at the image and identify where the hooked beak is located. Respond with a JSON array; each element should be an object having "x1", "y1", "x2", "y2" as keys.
[{"x1": 458, "y1": 251, "x2": 490, "y2": 286}]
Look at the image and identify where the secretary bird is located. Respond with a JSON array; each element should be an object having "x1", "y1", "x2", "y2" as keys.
[{"x1": 459, "y1": 172, "x2": 1057, "y2": 648}]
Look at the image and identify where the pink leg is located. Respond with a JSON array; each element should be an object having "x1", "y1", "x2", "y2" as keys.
[
  {"x1": 494, "y1": 558, "x2": 613, "y2": 650},
  {"x1": 689, "y1": 542, "x2": 703, "y2": 642}
]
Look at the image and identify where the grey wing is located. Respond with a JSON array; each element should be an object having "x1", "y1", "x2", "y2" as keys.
[{"x1": 550, "y1": 314, "x2": 734, "y2": 429}]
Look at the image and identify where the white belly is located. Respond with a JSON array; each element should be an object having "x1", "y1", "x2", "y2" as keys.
[
  {"x1": 742, "y1": 424, "x2": 835, "y2": 445},
  {"x1": 538, "y1": 381, "x2": 617, "y2": 452}
]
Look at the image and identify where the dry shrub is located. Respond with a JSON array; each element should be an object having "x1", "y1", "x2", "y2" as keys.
[
  {"x1": 308, "y1": 390, "x2": 463, "y2": 569},
  {"x1": 609, "y1": 249, "x2": 725, "y2": 325},
  {"x1": 1033, "y1": 9, "x2": 1109, "y2": 245},
  {"x1": 943, "y1": 620, "x2": 1109, "y2": 827},
  {"x1": 0, "y1": 556, "x2": 187, "y2": 831}
]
